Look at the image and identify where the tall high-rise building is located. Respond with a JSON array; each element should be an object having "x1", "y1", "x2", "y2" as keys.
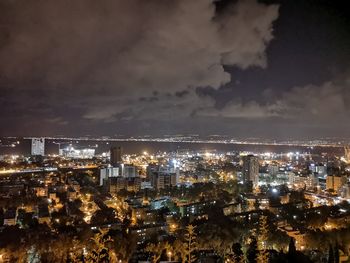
[
  {"x1": 99, "y1": 167, "x2": 119, "y2": 186},
  {"x1": 326, "y1": 175, "x2": 347, "y2": 192},
  {"x1": 31, "y1": 138, "x2": 45, "y2": 156},
  {"x1": 106, "y1": 176, "x2": 141, "y2": 194},
  {"x1": 110, "y1": 146, "x2": 123, "y2": 166},
  {"x1": 340, "y1": 183, "x2": 350, "y2": 199},
  {"x1": 148, "y1": 164, "x2": 178, "y2": 190},
  {"x1": 121, "y1": 165, "x2": 137, "y2": 178},
  {"x1": 344, "y1": 146, "x2": 350, "y2": 163},
  {"x1": 151, "y1": 172, "x2": 178, "y2": 190},
  {"x1": 242, "y1": 155, "x2": 259, "y2": 186}
]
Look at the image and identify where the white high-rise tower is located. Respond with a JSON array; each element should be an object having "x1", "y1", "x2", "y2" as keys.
[
  {"x1": 345, "y1": 146, "x2": 350, "y2": 163},
  {"x1": 31, "y1": 138, "x2": 45, "y2": 156}
]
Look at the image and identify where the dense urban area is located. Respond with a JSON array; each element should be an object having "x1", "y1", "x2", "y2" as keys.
[
  {"x1": 0, "y1": 138, "x2": 349, "y2": 262},
  {"x1": 2, "y1": 0, "x2": 350, "y2": 261}
]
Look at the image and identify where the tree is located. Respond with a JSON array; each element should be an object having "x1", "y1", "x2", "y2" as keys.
[
  {"x1": 232, "y1": 243, "x2": 244, "y2": 263},
  {"x1": 328, "y1": 244, "x2": 334, "y2": 263},
  {"x1": 184, "y1": 224, "x2": 198, "y2": 263},
  {"x1": 0, "y1": 207, "x2": 4, "y2": 226},
  {"x1": 145, "y1": 242, "x2": 164, "y2": 263},
  {"x1": 334, "y1": 242, "x2": 339, "y2": 263},
  {"x1": 144, "y1": 242, "x2": 173, "y2": 263},
  {"x1": 165, "y1": 242, "x2": 174, "y2": 262},
  {"x1": 91, "y1": 208, "x2": 117, "y2": 225},
  {"x1": 69, "y1": 239, "x2": 84, "y2": 263},
  {"x1": 288, "y1": 237, "x2": 296, "y2": 254},
  {"x1": 87, "y1": 229, "x2": 114, "y2": 262},
  {"x1": 257, "y1": 215, "x2": 269, "y2": 263},
  {"x1": 49, "y1": 234, "x2": 74, "y2": 263},
  {"x1": 287, "y1": 237, "x2": 297, "y2": 262},
  {"x1": 246, "y1": 237, "x2": 258, "y2": 263},
  {"x1": 173, "y1": 239, "x2": 186, "y2": 262},
  {"x1": 113, "y1": 231, "x2": 137, "y2": 262},
  {"x1": 254, "y1": 199, "x2": 260, "y2": 210},
  {"x1": 268, "y1": 228, "x2": 290, "y2": 251},
  {"x1": 258, "y1": 215, "x2": 269, "y2": 248}
]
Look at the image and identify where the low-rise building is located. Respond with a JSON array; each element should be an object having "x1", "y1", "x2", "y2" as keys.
[
  {"x1": 129, "y1": 223, "x2": 168, "y2": 244},
  {"x1": 67, "y1": 187, "x2": 78, "y2": 200},
  {"x1": 178, "y1": 200, "x2": 216, "y2": 217},
  {"x1": 223, "y1": 202, "x2": 241, "y2": 216},
  {"x1": 37, "y1": 204, "x2": 50, "y2": 224},
  {"x1": 3, "y1": 208, "x2": 17, "y2": 226}
]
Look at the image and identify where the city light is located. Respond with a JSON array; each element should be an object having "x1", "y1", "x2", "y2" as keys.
[{"x1": 0, "y1": 1, "x2": 349, "y2": 260}]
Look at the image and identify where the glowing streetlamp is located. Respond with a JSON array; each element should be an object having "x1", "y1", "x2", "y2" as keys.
[{"x1": 167, "y1": 251, "x2": 172, "y2": 261}]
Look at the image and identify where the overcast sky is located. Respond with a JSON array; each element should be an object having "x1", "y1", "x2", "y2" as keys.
[{"x1": 0, "y1": 0, "x2": 350, "y2": 139}]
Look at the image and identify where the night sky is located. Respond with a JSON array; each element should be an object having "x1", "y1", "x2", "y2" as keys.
[{"x1": 0, "y1": 0, "x2": 349, "y2": 139}]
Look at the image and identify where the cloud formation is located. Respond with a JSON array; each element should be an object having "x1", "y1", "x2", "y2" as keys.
[
  {"x1": 0, "y1": 0, "x2": 279, "y2": 92},
  {"x1": 276, "y1": 78, "x2": 350, "y2": 122},
  {"x1": 0, "y1": 0, "x2": 279, "y2": 127},
  {"x1": 196, "y1": 74, "x2": 350, "y2": 127}
]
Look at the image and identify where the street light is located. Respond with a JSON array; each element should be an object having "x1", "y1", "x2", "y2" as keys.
[{"x1": 167, "y1": 251, "x2": 172, "y2": 261}]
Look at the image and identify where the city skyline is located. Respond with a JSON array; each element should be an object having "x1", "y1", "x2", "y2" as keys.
[
  {"x1": 1, "y1": 2, "x2": 350, "y2": 260},
  {"x1": 1, "y1": 0, "x2": 350, "y2": 138},
  {"x1": 0, "y1": 138, "x2": 349, "y2": 261}
]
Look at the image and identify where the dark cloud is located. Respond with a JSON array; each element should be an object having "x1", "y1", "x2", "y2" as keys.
[
  {"x1": 3, "y1": 0, "x2": 349, "y2": 139},
  {"x1": 175, "y1": 90, "x2": 190, "y2": 98},
  {"x1": 0, "y1": 0, "x2": 278, "y2": 92},
  {"x1": 0, "y1": 0, "x2": 279, "y2": 136}
]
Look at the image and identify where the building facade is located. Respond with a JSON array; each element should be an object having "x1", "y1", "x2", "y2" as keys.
[
  {"x1": 326, "y1": 175, "x2": 347, "y2": 192},
  {"x1": 110, "y1": 146, "x2": 123, "y2": 166},
  {"x1": 242, "y1": 155, "x2": 259, "y2": 187},
  {"x1": 31, "y1": 138, "x2": 45, "y2": 156}
]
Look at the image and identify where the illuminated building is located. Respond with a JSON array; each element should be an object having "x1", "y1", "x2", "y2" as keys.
[
  {"x1": 150, "y1": 197, "x2": 171, "y2": 210},
  {"x1": 107, "y1": 176, "x2": 141, "y2": 193},
  {"x1": 34, "y1": 186, "x2": 48, "y2": 197},
  {"x1": 149, "y1": 168, "x2": 178, "y2": 190},
  {"x1": 107, "y1": 177, "x2": 127, "y2": 193},
  {"x1": 67, "y1": 187, "x2": 78, "y2": 201},
  {"x1": 326, "y1": 175, "x2": 347, "y2": 192},
  {"x1": 121, "y1": 164, "x2": 137, "y2": 178},
  {"x1": 130, "y1": 205, "x2": 148, "y2": 222},
  {"x1": 100, "y1": 167, "x2": 119, "y2": 186},
  {"x1": 147, "y1": 163, "x2": 179, "y2": 189},
  {"x1": 345, "y1": 146, "x2": 350, "y2": 162},
  {"x1": 129, "y1": 223, "x2": 168, "y2": 243},
  {"x1": 153, "y1": 172, "x2": 178, "y2": 189},
  {"x1": 223, "y1": 202, "x2": 242, "y2": 216},
  {"x1": 291, "y1": 174, "x2": 317, "y2": 189},
  {"x1": 3, "y1": 208, "x2": 17, "y2": 226},
  {"x1": 309, "y1": 163, "x2": 327, "y2": 177},
  {"x1": 141, "y1": 181, "x2": 152, "y2": 189},
  {"x1": 37, "y1": 204, "x2": 50, "y2": 224},
  {"x1": 126, "y1": 177, "x2": 141, "y2": 192},
  {"x1": 59, "y1": 145, "x2": 95, "y2": 158},
  {"x1": 242, "y1": 155, "x2": 259, "y2": 186},
  {"x1": 146, "y1": 164, "x2": 158, "y2": 181},
  {"x1": 110, "y1": 146, "x2": 123, "y2": 166},
  {"x1": 267, "y1": 164, "x2": 279, "y2": 176},
  {"x1": 31, "y1": 138, "x2": 45, "y2": 156},
  {"x1": 340, "y1": 184, "x2": 350, "y2": 199},
  {"x1": 0, "y1": 184, "x2": 24, "y2": 196},
  {"x1": 178, "y1": 200, "x2": 216, "y2": 217},
  {"x1": 315, "y1": 164, "x2": 327, "y2": 177}
]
